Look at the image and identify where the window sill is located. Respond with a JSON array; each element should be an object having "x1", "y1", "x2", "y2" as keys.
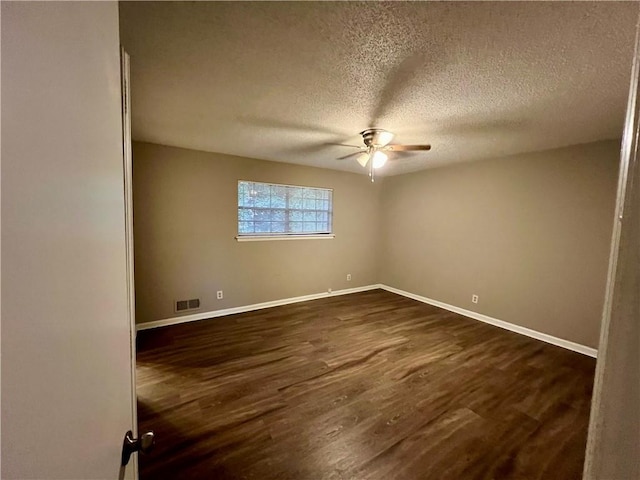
[{"x1": 235, "y1": 234, "x2": 335, "y2": 242}]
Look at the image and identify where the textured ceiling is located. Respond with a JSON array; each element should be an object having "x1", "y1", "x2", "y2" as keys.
[{"x1": 119, "y1": 1, "x2": 638, "y2": 176}]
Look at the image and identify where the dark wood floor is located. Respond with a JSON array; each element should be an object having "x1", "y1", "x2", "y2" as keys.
[{"x1": 136, "y1": 289, "x2": 595, "y2": 479}]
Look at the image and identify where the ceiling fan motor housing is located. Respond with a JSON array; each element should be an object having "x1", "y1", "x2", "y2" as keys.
[{"x1": 360, "y1": 129, "x2": 393, "y2": 148}]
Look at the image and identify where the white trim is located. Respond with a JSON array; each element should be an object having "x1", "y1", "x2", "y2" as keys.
[
  {"x1": 136, "y1": 284, "x2": 379, "y2": 331},
  {"x1": 379, "y1": 284, "x2": 598, "y2": 358},
  {"x1": 238, "y1": 179, "x2": 334, "y2": 192},
  {"x1": 120, "y1": 48, "x2": 139, "y2": 478},
  {"x1": 136, "y1": 283, "x2": 599, "y2": 358},
  {"x1": 236, "y1": 234, "x2": 335, "y2": 242}
]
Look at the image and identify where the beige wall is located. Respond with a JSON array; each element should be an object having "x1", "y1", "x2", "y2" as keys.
[
  {"x1": 133, "y1": 142, "x2": 382, "y2": 324},
  {"x1": 134, "y1": 140, "x2": 618, "y2": 348},
  {"x1": 380, "y1": 140, "x2": 619, "y2": 348}
]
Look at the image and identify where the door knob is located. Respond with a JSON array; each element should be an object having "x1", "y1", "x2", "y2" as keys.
[{"x1": 121, "y1": 430, "x2": 155, "y2": 466}]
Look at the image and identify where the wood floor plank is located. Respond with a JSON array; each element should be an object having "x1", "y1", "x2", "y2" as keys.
[{"x1": 137, "y1": 289, "x2": 595, "y2": 479}]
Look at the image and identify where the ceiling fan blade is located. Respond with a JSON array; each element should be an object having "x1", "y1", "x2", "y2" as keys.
[
  {"x1": 327, "y1": 143, "x2": 363, "y2": 148},
  {"x1": 337, "y1": 151, "x2": 362, "y2": 160},
  {"x1": 386, "y1": 144, "x2": 431, "y2": 152}
]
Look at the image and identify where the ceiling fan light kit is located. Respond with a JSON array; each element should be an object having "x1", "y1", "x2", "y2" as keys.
[
  {"x1": 356, "y1": 152, "x2": 370, "y2": 168},
  {"x1": 339, "y1": 128, "x2": 432, "y2": 182},
  {"x1": 371, "y1": 150, "x2": 388, "y2": 168}
]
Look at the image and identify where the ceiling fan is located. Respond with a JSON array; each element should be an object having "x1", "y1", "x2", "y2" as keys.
[{"x1": 339, "y1": 129, "x2": 431, "y2": 182}]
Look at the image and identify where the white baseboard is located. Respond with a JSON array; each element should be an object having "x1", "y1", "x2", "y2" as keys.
[
  {"x1": 136, "y1": 284, "x2": 380, "y2": 331},
  {"x1": 137, "y1": 283, "x2": 598, "y2": 358},
  {"x1": 379, "y1": 284, "x2": 597, "y2": 358}
]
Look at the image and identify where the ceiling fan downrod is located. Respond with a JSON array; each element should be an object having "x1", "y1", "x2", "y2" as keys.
[
  {"x1": 370, "y1": 152, "x2": 375, "y2": 182},
  {"x1": 366, "y1": 146, "x2": 375, "y2": 182}
]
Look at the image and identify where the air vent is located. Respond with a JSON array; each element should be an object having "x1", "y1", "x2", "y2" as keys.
[
  {"x1": 176, "y1": 300, "x2": 189, "y2": 311},
  {"x1": 188, "y1": 298, "x2": 200, "y2": 309},
  {"x1": 175, "y1": 298, "x2": 200, "y2": 313}
]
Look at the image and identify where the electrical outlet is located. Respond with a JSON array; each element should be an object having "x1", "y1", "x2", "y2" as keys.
[
  {"x1": 347, "y1": 273, "x2": 352, "y2": 281},
  {"x1": 472, "y1": 294, "x2": 479, "y2": 304},
  {"x1": 217, "y1": 290, "x2": 223, "y2": 300}
]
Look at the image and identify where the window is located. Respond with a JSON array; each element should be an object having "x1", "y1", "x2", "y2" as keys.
[{"x1": 237, "y1": 181, "x2": 333, "y2": 240}]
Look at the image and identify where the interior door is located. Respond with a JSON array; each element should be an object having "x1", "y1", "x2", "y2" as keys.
[
  {"x1": 1, "y1": 2, "x2": 138, "y2": 478},
  {"x1": 583, "y1": 12, "x2": 640, "y2": 480}
]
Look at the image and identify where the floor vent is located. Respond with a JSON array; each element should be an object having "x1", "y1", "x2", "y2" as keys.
[{"x1": 176, "y1": 298, "x2": 200, "y2": 312}]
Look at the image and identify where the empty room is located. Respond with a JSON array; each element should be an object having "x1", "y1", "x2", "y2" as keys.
[
  {"x1": 6, "y1": 1, "x2": 640, "y2": 479},
  {"x1": 120, "y1": 2, "x2": 638, "y2": 478}
]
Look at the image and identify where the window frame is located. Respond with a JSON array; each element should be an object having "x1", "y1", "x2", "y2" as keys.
[{"x1": 235, "y1": 180, "x2": 335, "y2": 241}]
